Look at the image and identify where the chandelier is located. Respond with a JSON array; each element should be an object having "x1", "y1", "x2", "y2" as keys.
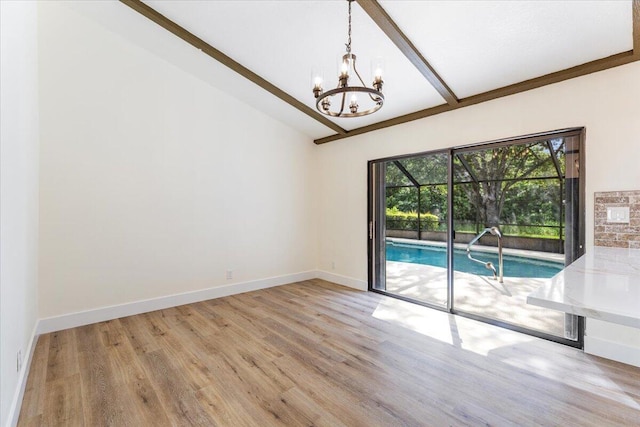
[{"x1": 312, "y1": 0, "x2": 384, "y2": 118}]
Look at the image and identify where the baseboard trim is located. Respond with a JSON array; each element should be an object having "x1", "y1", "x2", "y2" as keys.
[
  {"x1": 37, "y1": 271, "x2": 316, "y2": 334},
  {"x1": 585, "y1": 336, "x2": 640, "y2": 368},
  {"x1": 315, "y1": 270, "x2": 367, "y2": 291},
  {"x1": 6, "y1": 323, "x2": 39, "y2": 427}
]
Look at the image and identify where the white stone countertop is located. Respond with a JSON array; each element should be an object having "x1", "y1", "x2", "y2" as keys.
[{"x1": 527, "y1": 246, "x2": 640, "y2": 328}]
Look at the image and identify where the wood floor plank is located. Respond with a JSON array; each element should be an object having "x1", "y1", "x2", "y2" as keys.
[
  {"x1": 141, "y1": 349, "x2": 217, "y2": 426},
  {"x1": 42, "y1": 374, "x2": 84, "y2": 426},
  {"x1": 172, "y1": 303, "x2": 217, "y2": 336},
  {"x1": 17, "y1": 279, "x2": 640, "y2": 426},
  {"x1": 195, "y1": 384, "x2": 272, "y2": 426},
  {"x1": 270, "y1": 354, "x2": 380, "y2": 427},
  {"x1": 190, "y1": 299, "x2": 236, "y2": 331},
  {"x1": 45, "y1": 328, "x2": 78, "y2": 383},
  {"x1": 190, "y1": 340, "x2": 290, "y2": 424},
  {"x1": 279, "y1": 386, "x2": 350, "y2": 427},
  {"x1": 18, "y1": 335, "x2": 50, "y2": 422},
  {"x1": 16, "y1": 415, "x2": 42, "y2": 427},
  {"x1": 217, "y1": 296, "x2": 280, "y2": 340},
  {"x1": 154, "y1": 323, "x2": 218, "y2": 392},
  {"x1": 101, "y1": 319, "x2": 172, "y2": 426},
  {"x1": 117, "y1": 314, "x2": 162, "y2": 356},
  {"x1": 75, "y1": 323, "x2": 136, "y2": 426}
]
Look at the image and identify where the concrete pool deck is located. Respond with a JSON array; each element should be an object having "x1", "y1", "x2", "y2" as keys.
[{"x1": 384, "y1": 259, "x2": 568, "y2": 338}]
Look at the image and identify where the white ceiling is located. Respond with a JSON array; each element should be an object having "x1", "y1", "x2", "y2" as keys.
[
  {"x1": 380, "y1": 0, "x2": 632, "y2": 98},
  {"x1": 73, "y1": 1, "x2": 635, "y2": 141}
]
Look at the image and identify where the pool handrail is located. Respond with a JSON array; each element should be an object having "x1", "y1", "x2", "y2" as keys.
[{"x1": 466, "y1": 226, "x2": 504, "y2": 283}]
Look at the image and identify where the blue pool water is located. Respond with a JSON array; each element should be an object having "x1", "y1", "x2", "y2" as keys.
[{"x1": 386, "y1": 242, "x2": 563, "y2": 278}]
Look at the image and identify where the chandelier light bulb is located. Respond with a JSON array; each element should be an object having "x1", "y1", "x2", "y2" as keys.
[
  {"x1": 313, "y1": 78, "x2": 323, "y2": 97},
  {"x1": 349, "y1": 94, "x2": 359, "y2": 113},
  {"x1": 340, "y1": 61, "x2": 349, "y2": 76},
  {"x1": 372, "y1": 58, "x2": 385, "y2": 91},
  {"x1": 321, "y1": 96, "x2": 331, "y2": 112},
  {"x1": 311, "y1": 69, "x2": 325, "y2": 98},
  {"x1": 339, "y1": 55, "x2": 351, "y2": 87}
]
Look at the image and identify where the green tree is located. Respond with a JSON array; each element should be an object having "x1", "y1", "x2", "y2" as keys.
[
  {"x1": 385, "y1": 140, "x2": 565, "y2": 237},
  {"x1": 453, "y1": 140, "x2": 563, "y2": 228}
]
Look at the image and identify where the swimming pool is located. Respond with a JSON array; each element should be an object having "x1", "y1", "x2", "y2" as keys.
[{"x1": 386, "y1": 241, "x2": 563, "y2": 278}]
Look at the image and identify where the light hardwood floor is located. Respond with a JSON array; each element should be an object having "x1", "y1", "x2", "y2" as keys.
[{"x1": 18, "y1": 279, "x2": 640, "y2": 426}]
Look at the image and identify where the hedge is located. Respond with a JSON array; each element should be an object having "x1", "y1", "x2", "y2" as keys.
[{"x1": 386, "y1": 207, "x2": 440, "y2": 231}]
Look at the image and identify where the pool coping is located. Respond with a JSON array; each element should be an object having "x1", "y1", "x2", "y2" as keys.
[{"x1": 386, "y1": 237, "x2": 565, "y2": 263}]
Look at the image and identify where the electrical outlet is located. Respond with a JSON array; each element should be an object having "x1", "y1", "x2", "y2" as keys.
[
  {"x1": 331, "y1": 261, "x2": 336, "y2": 270},
  {"x1": 226, "y1": 270, "x2": 233, "y2": 280},
  {"x1": 17, "y1": 350, "x2": 22, "y2": 372}
]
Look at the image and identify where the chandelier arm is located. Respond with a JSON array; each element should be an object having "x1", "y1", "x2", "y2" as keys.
[
  {"x1": 353, "y1": 65, "x2": 380, "y2": 103},
  {"x1": 338, "y1": 92, "x2": 347, "y2": 116},
  {"x1": 367, "y1": 92, "x2": 381, "y2": 103},
  {"x1": 353, "y1": 64, "x2": 367, "y2": 87}
]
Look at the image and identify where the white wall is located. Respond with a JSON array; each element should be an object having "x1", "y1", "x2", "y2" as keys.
[
  {"x1": 316, "y1": 61, "x2": 640, "y2": 359},
  {"x1": 0, "y1": 1, "x2": 40, "y2": 425},
  {"x1": 37, "y1": 2, "x2": 317, "y2": 319}
]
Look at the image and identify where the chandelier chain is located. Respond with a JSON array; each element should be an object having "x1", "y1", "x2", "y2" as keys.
[{"x1": 346, "y1": 0, "x2": 352, "y2": 54}]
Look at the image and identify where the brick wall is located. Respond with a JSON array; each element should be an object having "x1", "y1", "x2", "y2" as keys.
[{"x1": 594, "y1": 190, "x2": 640, "y2": 249}]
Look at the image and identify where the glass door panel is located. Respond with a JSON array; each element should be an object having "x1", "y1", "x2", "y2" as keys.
[
  {"x1": 452, "y1": 138, "x2": 580, "y2": 340},
  {"x1": 371, "y1": 152, "x2": 449, "y2": 309}
]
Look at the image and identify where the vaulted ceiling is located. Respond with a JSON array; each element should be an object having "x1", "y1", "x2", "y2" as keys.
[{"x1": 116, "y1": 0, "x2": 640, "y2": 144}]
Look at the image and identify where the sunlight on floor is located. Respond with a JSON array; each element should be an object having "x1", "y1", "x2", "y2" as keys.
[
  {"x1": 372, "y1": 296, "x2": 532, "y2": 356},
  {"x1": 371, "y1": 296, "x2": 640, "y2": 410}
]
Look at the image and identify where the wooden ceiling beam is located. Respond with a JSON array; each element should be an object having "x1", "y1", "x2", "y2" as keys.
[
  {"x1": 119, "y1": 0, "x2": 347, "y2": 135},
  {"x1": 315, "y1": 50, "x2": 639, "y2": 144},
  {"x1": 356, "y1": 0, "x2": 459, "y2": 106}
]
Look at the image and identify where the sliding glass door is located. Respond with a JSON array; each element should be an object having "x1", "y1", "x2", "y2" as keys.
[{"x1": 368, "y1": 129, "x2": 584, "y2": 346}]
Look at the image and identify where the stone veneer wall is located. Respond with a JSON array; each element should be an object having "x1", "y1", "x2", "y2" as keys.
[{"x1": 594, "y1": 190, "x2": 640, "y2": 249}]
